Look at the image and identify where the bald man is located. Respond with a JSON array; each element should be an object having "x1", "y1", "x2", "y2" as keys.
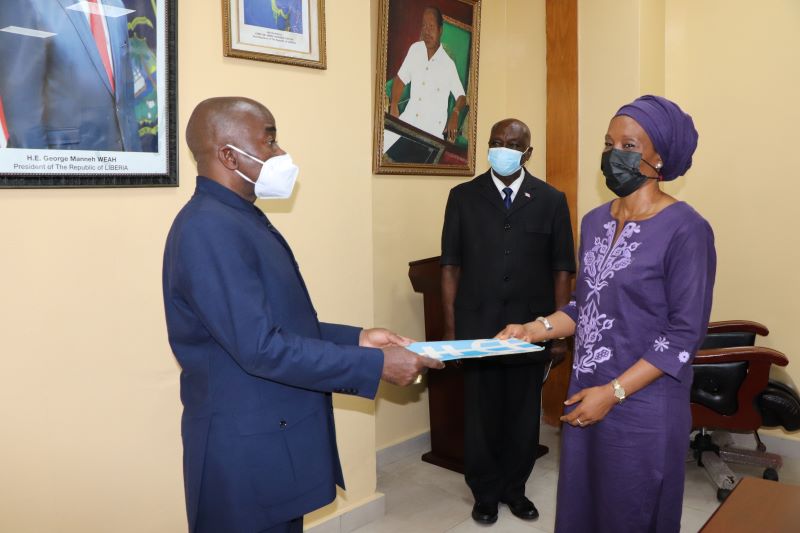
[
  {"x1": 163, "y1": 97, "x2": 442, "y2": 533},
  {"x1": 440, "y1": 119, "x2": 575, "y2": 524}
]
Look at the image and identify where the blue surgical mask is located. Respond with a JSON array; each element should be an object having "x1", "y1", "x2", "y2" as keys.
[{"x1": 488, "y1": 147, "x2": 527, "y2": 176}]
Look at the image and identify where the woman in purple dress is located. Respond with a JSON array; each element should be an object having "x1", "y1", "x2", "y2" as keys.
[{"x1": 498, "y1": 95, "x2": 716, "y2": 532}]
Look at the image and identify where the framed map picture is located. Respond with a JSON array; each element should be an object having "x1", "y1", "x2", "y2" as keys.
[
  {"x1": 223, "y1": 0, "x2": 326, "y2": 69},
  {"x1": 373, "y1": 0, "x2": 481, "y2": 176}
]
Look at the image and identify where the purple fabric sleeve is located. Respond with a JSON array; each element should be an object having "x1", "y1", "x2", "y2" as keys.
[
  {"x1": 641, "y1": 217, "x2": 716, "y2": 382},
  {"x1": 560, "y1": 297, "x2": 579, "y2": 323}
]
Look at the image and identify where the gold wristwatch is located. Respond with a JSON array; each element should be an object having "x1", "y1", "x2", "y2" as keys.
[{"x1": 611, "y1": 378, "x2": 626, "y2": 404}]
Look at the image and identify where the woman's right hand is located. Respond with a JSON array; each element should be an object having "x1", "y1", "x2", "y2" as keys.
[{"x1": 496, "y1": 323, "x2": 537, "y2": 342}]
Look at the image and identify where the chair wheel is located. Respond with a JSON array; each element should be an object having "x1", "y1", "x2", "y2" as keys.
[
  {"x1": 717, "y1": 488, "x2": 731, "y2": 502},
  {"x1": 763, "y1": 468, "x2": 779, "y2": 481}
]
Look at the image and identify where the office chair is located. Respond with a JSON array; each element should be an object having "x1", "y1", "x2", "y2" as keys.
[{"x1": 689, "y1": 320, "x2": 800, "y2": 501}]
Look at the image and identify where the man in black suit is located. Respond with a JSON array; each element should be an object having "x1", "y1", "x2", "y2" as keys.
[{"x1": 440, "y1": 118, "x2": 575, "y2": 525}]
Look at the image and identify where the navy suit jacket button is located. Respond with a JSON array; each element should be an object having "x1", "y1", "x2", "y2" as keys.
[{"x1": 279, "y1": 420, "x2": 287, "y2": 429}]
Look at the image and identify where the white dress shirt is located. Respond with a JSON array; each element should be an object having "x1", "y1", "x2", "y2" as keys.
[
  {"x1": 384, "y1": 41, "x2": 466, "y2": 152},
  {"x1": 491, "y1": 167, "x2": 525, "y2": 202}
]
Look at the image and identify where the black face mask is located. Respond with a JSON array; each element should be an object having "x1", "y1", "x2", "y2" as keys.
[{"x1": 601, "y1": 149, "x2": 659, "y2": 197}]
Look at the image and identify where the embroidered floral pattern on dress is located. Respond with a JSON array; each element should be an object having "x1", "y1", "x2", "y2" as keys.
[
  {"x1": 654, "y1": 336, "x2": 669, "y2": 352},
  {"x1": 573, "y1": 221, "x2": 641, "y2": 378},
  {"x1": 678, "y1": 351, "x2": 690, "y2": 363}
]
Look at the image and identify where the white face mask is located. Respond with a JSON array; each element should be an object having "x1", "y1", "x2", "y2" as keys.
[{"x1": 226, "y1": 144, "x2": 299, "y2": 199}]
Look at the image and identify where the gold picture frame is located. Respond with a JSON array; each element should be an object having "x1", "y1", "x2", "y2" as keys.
[
  {"x1": 373, "y1": 0, "x2": 481, "y2": 176},
  {"x1": 222, "y1": 0, "x2": 326, "y2": 70}
]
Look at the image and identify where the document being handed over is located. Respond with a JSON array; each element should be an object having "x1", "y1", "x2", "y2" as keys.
[{"x1": 406, "y1": 338, "x2": 543, "y2": 362}]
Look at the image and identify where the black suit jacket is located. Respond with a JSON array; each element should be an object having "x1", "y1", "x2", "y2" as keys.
[{"x1": 441, "y1": 169, "x2": 576, "y2": 361}]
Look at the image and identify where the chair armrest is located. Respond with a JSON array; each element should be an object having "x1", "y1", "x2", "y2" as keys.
[
  {"x1": 706, "y1": 320, "x2": 769, "y2": 336},
  {"x1": 694, "y1": 346, "x2": 787, "y2": 367},
  {"x1": 692, "y1": 346, "x2": 789, "y2": 431}
]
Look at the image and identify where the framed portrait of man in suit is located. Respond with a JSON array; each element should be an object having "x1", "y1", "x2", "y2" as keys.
[
  {"x1": 373, "y1": 0, "x2": 481, "y2": 176},
  {"x1": 0, "y1": 0, "x2": 177, "y2": 188}
]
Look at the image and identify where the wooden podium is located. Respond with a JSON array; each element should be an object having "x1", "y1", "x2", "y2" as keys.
[
  {"x1": 408, "y1": 256, "x2": 563, "y2": 473},
  {"x1": 408, "y1": 257, "x2": 466, "y2": 472}
]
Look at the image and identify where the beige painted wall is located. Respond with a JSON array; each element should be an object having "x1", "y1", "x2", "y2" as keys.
[
  {"x1": 579, "y1": 0, "x2": 800, "y2": 443},
  {"x1": 373, "y1": 0, "x2": 547, "y2": 451},
  {"x1": 663, "y1": 0, "x2": 800, "y2": 442}
]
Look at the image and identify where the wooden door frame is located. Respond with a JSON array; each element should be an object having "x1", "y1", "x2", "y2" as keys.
[{"x1": 542, "y1": 0, "x2": 578, "y2": 426}]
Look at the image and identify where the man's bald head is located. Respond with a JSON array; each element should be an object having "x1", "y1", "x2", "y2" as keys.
[
  {"x1": 489, "y1": 119, "x2": 531, "y2": 149},
  {"x1": 186, "y1": 97, "x2": 274, "y2": 164},
  {"x1": 185, "y1": 97, "x2": 285, "y2": 201}
]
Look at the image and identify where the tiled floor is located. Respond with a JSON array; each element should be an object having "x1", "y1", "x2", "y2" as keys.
[{"x1": 354, "y1": 426, "x2": 800, "y2": 533}]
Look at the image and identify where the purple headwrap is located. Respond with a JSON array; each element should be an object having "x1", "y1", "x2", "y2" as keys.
[{"x1": 614, "y1": 95, "x2": 698, "y2": 181}]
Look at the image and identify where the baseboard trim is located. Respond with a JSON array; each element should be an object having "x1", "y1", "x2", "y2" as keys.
[
  {"x1": 305, "y1": 493, "x2": 386, "y2": 533},
  {"x1": 305, "y1": 433, "x2": 432, "y2": 532},
  {"x1": 376, "y1": 431, "x2": 431, "y2": 469}
]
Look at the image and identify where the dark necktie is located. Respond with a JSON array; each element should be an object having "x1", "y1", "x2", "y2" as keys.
[{"x1": 503, "y1": 187, "x2": 513, "y2": 210}]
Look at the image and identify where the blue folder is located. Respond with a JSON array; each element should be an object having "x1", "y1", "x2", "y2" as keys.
[{"x1": 407, "y1": 339, "x2": 543, "y2": 362}]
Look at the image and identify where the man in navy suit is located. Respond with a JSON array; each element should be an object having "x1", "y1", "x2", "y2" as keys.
[
  {"x1": 0, "y1": 0, "x2": 141, "y2": 151},
  {"x1": 441, "y1": 119, "x2": 575, "y2": 525},
  {"x1": 163, "y1": 97, "x2": 443, "y2": 533}
]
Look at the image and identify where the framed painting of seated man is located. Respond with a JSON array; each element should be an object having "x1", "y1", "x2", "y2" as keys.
[{"x1": 373, "y1": 0, "x2": 481, "y2": 176}]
